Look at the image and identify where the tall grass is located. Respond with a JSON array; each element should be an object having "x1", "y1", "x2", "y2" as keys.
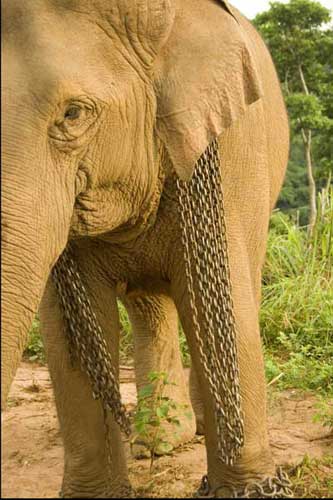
[
  {"x1": 118, "y1": 301, "x2": 134, "y2": 365},
  {"x1": 262, "y1": 186, "x2": 333, "y2": 394}
]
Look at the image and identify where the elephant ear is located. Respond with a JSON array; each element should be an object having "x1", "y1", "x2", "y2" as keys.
[{"x1": 154, "y1": 0, "x2": 263, "y2": 181}]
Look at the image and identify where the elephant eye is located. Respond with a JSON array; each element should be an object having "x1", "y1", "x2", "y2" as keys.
[
  {"x1": 49, "y1": 97, "x2": 99, "y2": 147},
  {"x1": 64, "y1": 105, "x2": 82, "y2": 121}
]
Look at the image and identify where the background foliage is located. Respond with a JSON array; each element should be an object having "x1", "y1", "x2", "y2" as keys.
[{"x1": 253, "y1": 0, "x2": 333, "y2": 225}]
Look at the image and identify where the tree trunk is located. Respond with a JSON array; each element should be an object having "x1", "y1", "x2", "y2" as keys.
[
  {"x1": 302, "y1": 128, "x2": 317, "y2": 235},
  {"x1": 298, "y1": 65, "x2": 317, "y2": 234}
]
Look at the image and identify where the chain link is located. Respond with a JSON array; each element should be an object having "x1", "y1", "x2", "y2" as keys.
[
  {"x1": 50, "y1": 138, "x2": 283, "y2": 487},
  {"x1": 51, "y1": 244, "x2": 131, "y2": 437},
  {"x1": 176, "y1": 138, "x2": 244, "y2": 465},
  {"x1": 198, "y1": 468, "x2": 294, "y2": 498}
]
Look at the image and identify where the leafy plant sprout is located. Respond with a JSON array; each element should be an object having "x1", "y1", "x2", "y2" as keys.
[{"x1": 131, "y1": 371, "x2": 192, "y2": 474}]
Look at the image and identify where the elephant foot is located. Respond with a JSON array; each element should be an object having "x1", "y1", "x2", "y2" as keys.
[
  {"x1": 60, "y1": 480, "x2": 134, "y2": 498},
  {"x1": 195, "y1": 468, "x2": 293, "y2": 498}
]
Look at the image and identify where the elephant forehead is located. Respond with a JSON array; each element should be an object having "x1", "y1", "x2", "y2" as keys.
[
  {"x1": 3, "y1": 1, "x2": 96, "y2": 56},
  {"x1": 2, "y1": 2, "x2": 131, "y2": 105},
  {"x1": 2, "y1": 0, "x2": 92, "y2": 28}
]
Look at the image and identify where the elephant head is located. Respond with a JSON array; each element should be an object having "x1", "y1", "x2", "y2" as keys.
[{"x1": 2, "y1": 0, "x2": 261, "y2": 410}]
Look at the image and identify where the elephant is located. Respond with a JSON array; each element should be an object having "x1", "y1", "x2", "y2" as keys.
[{"x1": 2, "y1": 0, "x2": 290, "y2": 497}]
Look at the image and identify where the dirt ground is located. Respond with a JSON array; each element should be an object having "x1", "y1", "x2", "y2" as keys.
[{"x1": 2, "y1": 362, "x2": 333, "y2": 498}]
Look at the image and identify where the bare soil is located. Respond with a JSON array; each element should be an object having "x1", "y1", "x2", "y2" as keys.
[{"x1": 2, "y1": 362, "x2": 332, "y2": 498}]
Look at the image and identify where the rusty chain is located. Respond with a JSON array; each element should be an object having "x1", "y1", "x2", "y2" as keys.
[
  {"x1": 52, "y1": 137, "x2": 292, "y2": 496},
  {"x1": 53, "y1": 139, "x2": 243, "y2": 464},
  {"x1": 176, "y1": 138, "x2": 244, "y2": 465},
  {"x1": 51, "y1": 245, "x2": 131, "y2": 437},
  {"x1": 198, "y1": 467, "x2": 294, "y2": 498},
  {"x1": 51, "y1": 138, "x2": 244, "y2": 466}
]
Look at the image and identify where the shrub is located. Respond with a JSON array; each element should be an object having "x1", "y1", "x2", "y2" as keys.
[
  {"x1": 24, "y1": 316, "x2": 45, "y2": 363},
  {"x1": 131, "y1": 371, "x2": 191, "y2": 473},
  {"x1": 261, "y1": 187, "x2": 333, "y2": 395}
]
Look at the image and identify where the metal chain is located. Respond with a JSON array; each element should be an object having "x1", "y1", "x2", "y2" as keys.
[
  {"x1": 51, "y1": 244, "x2": 131, "y2": 436},
  {"x1": 198, "y1": 468, "x2": 294, "y2": 498},
  {"x1": 50, "y1": 138, "x2": 291, "y2": 497},
  {"x1": 176, "y1": 138, "x2": 244, "y2": 465}
]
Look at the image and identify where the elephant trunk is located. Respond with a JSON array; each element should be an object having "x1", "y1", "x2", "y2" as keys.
[
  {"x1": 1, "y1": 122, "x2": 75, "y2": 409},
  {"x1": 1, "y1": 244, "x2": 44, "y2": 408}
]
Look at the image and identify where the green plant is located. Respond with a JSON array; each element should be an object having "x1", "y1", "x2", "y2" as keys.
[
  {"x1": 313, "y1": 398, "x2": 333, "y2": 430},
  {"x1": 261, "y1": 189, "x2": 333, "y2": 395},
  {"x1": 178, "y1": 323, "x2": 191, "y2": 367},
  {"x1": 118, "y1": 301, "x2": 133, "y2": 364},
  {"x1": 132, "y1": 371, "x2": 191, "y2": 473},
  {"x1": 254, "y1": 0, "x2": 333, "y2": 233},
  {"x1": 24, "y1": 316, "x2": 45, "y2": 363},
  {"x1": 288, "y1": 455, "x2": 333, "y2": 498}
]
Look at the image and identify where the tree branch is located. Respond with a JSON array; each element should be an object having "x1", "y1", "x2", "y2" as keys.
[{"x1": 298, "y1": 64, "x2": 310, "y2": 95}]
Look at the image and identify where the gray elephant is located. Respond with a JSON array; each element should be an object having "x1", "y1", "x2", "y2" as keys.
[{"x1": 2, "y1": 0, "x2": 290, "y2": 497}]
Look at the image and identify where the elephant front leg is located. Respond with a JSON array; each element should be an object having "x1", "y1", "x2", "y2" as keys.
[
  {"x1": 123, "y1": 291, "x2": 196, "y2": 457},
  {"x1": 172, "y1": 264, "x2": 276, "y2": 496},
  {"x1": 40, "y1": 264, "x2": 132, "y2": 498}
]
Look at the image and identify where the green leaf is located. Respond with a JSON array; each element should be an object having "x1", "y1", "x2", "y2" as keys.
[
  {"x1": 156, "y1": 406, "x2": 169, "y2": 418},
  {"x1": 150, "y1": 418, "x2": 161, "y2": 427},
  {"x1": 157, "y1": 442, "x2": 173, "y2": 454},
  {"x1": 135, "y1": 421, "x2": 148, "y2": 434},
  {"x1": 138, "y1": 384, "x2": 154, "y2": 398}
]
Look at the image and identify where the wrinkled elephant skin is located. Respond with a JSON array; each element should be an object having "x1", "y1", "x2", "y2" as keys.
[{"x1": 2, "y1": 0, "x2": 289, "y2": 497}]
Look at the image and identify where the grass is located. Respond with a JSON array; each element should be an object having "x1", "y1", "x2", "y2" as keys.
[
  {"x1": 118, "y1": 301, "x2": 134, "y2": 365},
  {"x1": 261, "y1": 187, "x2": 333, "y2": 397},
  {"x1": 24, "y1": 316, "x2": 45, "y2": 363},
  {"x1": 288, "y1": 455, "x2": 333, "y2": 498}
]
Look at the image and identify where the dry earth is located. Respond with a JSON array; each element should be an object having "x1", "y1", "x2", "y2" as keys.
[{"x1": 2, "y1": 362, "x2": 332, "y2": 498}]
